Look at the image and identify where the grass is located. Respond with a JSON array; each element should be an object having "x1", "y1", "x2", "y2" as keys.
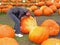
[{"x1": 0, "y1": 12, "x2": 60, "y2": 45}]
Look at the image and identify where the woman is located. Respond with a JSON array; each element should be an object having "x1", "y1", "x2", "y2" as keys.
[{"x1": 7, "y1": 7, "x2": 31, "y2": 37}]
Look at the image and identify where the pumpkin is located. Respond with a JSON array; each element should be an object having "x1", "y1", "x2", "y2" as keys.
[
  {"x1": 41, "y1": 38, "x2": 60, "y2": 45},
  {"x1": 43, "y1": 7, "x2": 53, "y2": 16},
  {"x1": 49, "y1": 5, "x2": 57, "y2": 12},
  {"x1": 45, "y1": 1, "x2": 53, "y2": 6},
  {"x1": 38, "y1": 2, "x2": 45, "y2": 6},
  {"x1": 58, "y1": 9, "x2": 60, "y2": 14},
  {"x1": 30, "y1": 5, "x2": 38, "y2": 11},
  {"x1": 34, "y1": 9, "x2": 43, "y2": 16},
  {"x1": 2, "y1": 8, "x2": 8, "y2": 13},
  {"x1": 0, "y1": 37, "x2": 18, "y2": 45},
  {"x1": 0, "y1": 25, "x2": 15, "y2": 38},
  {"x1": 21, "y1": 16, "x2": 37, "y2": 34},
  {"x1": 6, "y1": 4, "x2": 13, "y2": 9},
  {"x1": 27, "y1": 7, "x2": 32, "y2": 11},
  {"x1": 29, "y1": 26, "x2": 49, "y2": 44},
  {"x1": 41, "y1": 19, "x2": 59, "y2": 36},
  {"x1": 54, "y1": 3, "x2": 60, "y2": 9}
]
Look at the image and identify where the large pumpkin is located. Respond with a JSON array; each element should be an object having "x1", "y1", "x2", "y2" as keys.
[
  {"x1": 41, "y1": 38, "x2": 60, "y2": 45},
  {"x1": 21, "y1": 16, "x2": 37, "y2": 34},
  {"x1": 41, "y1": 19, "x2": 59, "y2": 36},
  {"x1": 0, "y1": 25, "x2": 15, "y2": 38},
  {"x1": 0, "y1": 37, "x2": 18, "y2": 45},
  {"x1": 29, "y1": 26, "x2": 49, "y2": 44}
]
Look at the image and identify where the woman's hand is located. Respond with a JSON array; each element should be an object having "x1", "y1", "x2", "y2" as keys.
[{"x1": 26, "y1": 11, "x2": 31, "y2": 16}]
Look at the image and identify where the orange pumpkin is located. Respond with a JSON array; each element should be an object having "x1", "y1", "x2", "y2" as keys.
[
  {"x1": 54, "y1": 3, "x2": 60, "y2": 9},
  {"x1": 41, "y1": 38, "x2": 60, "y2": 45},
  {"x1": 43, "y1": 7, "x2": 53, "y2": 16},
  {"x1": 2, "y1": 8, "x2": 8, "y2": 13},
  {"x1": 49, "y1": 5, "x2": 57, "y2": 12},
  {"x1": 0, "y1": 25, "x2": 15, "y2": 38},
  {"x1": 45, "y1": 1, "x2": 53, "y2": 6},
  {"x1": 29, "y1": 26, "x2": 49, "y2": 44},
  {"x1": 0, "y1": 37, "x2": 18, "y2": 45},
  {"x1": 21, "y1": 16, "x2": 37, "y2": 34},
  {"x1": 6, "y1": 4, "x2": 13, "y2": 9},
  {"x1": 38, "y1": 2, "x2": 45, "y2": 6},
  {"x1": 34, "y1": 9, "x2": 43, "y2": 16},
  {"x1": 30, "y1": 5, "x2": 38, "y2": 11},
  {"x1": 41, "y1": 19, "x2": 59, "y2": 36}
]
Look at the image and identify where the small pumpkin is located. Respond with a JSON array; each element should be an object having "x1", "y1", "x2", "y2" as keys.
[
  {"x1": 45, "y1": 1, "x2": 53, "y2": 6},
  {"x1": 0, "y1": 25, "x2": 15, "y2": 38},
  {"x1": 21, "y1": 16, "x2": 37, "y2": 34},
  {"x1": 2, "y1": 8, "x2": 8, "y2": 13},
  {"x1": 29, "y1": 26, "x2": 49, "y2": 44},
  {"x1": 41, "y1": 19, "x2": 59, "y2": 36},
  {"x1": 43, "y1": 7, "x2": 53, "y2": 16},
  {"x1": 30, "y1": 5, "x2": 38, "y2": 11},
  {"x1": 38, "y1": 2, "x2": 45, "y2": 6},
  {"x1": 49, "y1": 5, "x2": 57, "y2": 12},
  {"x1": 34, "y1": 9, "x2": 43, "y2": 16},
  {"x1": 41, "y1": 38, "x2": 60, "y2": 45},
  {"x1": 0, "y1": 37, "x2": 18, "y2": 45},
  {"x1": 54, "y1": 3, "x2": 60, "y2": 9}
]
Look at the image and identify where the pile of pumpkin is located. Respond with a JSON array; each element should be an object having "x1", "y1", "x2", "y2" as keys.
[
  {"x1": 0, "y1": 4, "x2": 13, "y2": 13},
  {"x1": 21, "y1": 16, "x2": 60, "y2": 45},
  {"x1": 27, "y1": 1, "x2": 60, "y2": 16},
  {"x1": 0, "y1": 24, "x2": 19, "y2": 45}
]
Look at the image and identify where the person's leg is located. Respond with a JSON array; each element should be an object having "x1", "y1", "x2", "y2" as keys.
[{"x1": 7, "y1": 9, "x2": 21, "y2": 34}]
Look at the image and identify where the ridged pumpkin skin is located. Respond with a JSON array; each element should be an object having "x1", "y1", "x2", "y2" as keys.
[
  {"x1": 41, "y1": 38, "x2": 60, "y2": 45},
  {"x1": 21, "y1": 16, "x2": 37, "y2": 34},
  {"x1": 0, "y1": 37, "x2": 18, "y2": 45},
  {"x1": 29, "y1": 26, "x2": 49, "y2": 44},
  {"x1": 41, "y1": 19, "x2": 59, "y2": 36},
  {"x1": 0, "y1": 25, "x2": 15, "y2": 38}
]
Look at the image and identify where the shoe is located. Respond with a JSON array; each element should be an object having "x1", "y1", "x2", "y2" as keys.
[{"x1": 15, "y1": 34, "x2": 23, "y2": 37}]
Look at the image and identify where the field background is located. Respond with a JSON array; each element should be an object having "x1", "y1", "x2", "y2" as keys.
[{"x1": 0, "y1": 12, "x2": 60, "y2": 45}]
